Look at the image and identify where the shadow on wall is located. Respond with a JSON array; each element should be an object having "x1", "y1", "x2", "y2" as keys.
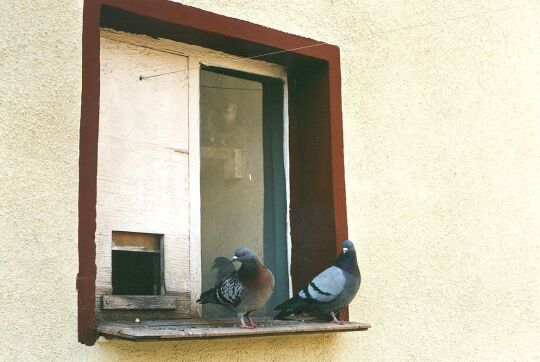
[{"x1": 93, "y1": 333, "x2": 348, "y2": 361}]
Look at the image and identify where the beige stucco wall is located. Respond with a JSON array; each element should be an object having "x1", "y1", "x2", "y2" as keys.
[{"x1": 1, "y1": 0, "x2": 539, "y2": 360}]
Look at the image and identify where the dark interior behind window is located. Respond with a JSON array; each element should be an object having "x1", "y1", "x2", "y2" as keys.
[{"x1": 112, "y1": 250, "x2": 161, "y2": 295}]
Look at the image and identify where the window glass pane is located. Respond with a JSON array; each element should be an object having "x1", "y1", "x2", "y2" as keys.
[{"x1": 200, "y1": 68, "x2": 288, "y2": 318}]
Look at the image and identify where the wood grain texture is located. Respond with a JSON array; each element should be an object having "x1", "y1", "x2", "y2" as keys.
[
  {"x1": 100, "y1": 29, "x2": 287, "y2": 81},
  {"x1": 97, "y1": 293, "x2": 191, "y2": 321},
  {"x1": 97, "y1": 319, "x2": 370, "y2": 340},
  {"x1": 96, "y1": 37, "x2": 191, "y2": 299},
  {"x1": 102, "y1": 295, "x2": 179, "y2": 310},
  {"x1": 112, "y1": 231, "x2": 161, "y2": 252}
]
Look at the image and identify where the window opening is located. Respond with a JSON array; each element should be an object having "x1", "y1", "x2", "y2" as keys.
[{"x1": 199, "y1": 66, "x2": 289, "y2": 318}]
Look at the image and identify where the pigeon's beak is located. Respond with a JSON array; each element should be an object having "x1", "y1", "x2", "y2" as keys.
[
  {"x1": 231, "y1": 256, "x2": 239, "y2": 262},
  {"x1": 211, "y1": 264, "x2": 217, "y2": 270},
  {"x1": 343, "y1": 247, "x2": 349, "y2": 254}
]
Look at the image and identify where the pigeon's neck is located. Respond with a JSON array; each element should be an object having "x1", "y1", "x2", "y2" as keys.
[
  {"x1": 238, "y1": 258, "x2": 269, "y2": 290},
  {"x1": 239, "y1": 258, "x2": 261, "y2": 278},
  {"x1": 335, "y1": 250, "x2": 360, "y2": 276}
]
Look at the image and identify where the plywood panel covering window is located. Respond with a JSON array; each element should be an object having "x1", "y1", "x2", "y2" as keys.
[{"x1": 96, "y1": 37, "x2": 192, "y2": 319}]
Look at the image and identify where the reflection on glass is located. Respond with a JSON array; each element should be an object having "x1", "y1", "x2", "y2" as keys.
[{"x1": 200, "y1": 68, "x2": 287, "y2": 318}]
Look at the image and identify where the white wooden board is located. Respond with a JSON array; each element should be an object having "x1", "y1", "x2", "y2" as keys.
[{"x1": 97, "y1": 37, "x2": 191, "y2": 298}]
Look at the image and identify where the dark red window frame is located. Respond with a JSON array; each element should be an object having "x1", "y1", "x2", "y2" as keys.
[{"x1": 78, "y1": 0, "x2": 347, "y2": 346}]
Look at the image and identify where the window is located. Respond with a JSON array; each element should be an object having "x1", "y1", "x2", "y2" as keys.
[
  {"x1": 95, "y1": 29, "x2": 290, "y2": 322},
  {"x1": 79, "y1": 1, "x2": 361, "y2": 345},
  {"x1": 200, "y1": 67, "x2": 289, "y2": 318}
]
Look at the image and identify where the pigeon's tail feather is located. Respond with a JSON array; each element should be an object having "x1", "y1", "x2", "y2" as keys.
[
  {"x1": 274, "y1": 296, "x2": 307, "y2": 319},
  {"x1": 196, "y1": 288, "x2": 217, "y2": 304}
]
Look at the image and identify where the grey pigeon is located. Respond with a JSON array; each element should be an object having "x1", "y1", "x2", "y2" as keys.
[
  {"x1": 197, "y1": 247, "x2": 275, "y2": 328},
  {"x1": 274, "y1": 240, "x2": 360, "y2": 324},
  {"x1": 212, "y1": 256, "x2": 236, "y2": 282}
]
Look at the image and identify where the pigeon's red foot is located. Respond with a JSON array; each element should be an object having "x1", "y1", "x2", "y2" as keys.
[
  {"x1": 330, "y1": 312, "x2": 347, "y2": 325},
  {"x1": 246, "y1": 317, "x2": 265, "y2": 328},
  {"x1": 239, "y1": 323, "x2": 255, "y2": 329}
]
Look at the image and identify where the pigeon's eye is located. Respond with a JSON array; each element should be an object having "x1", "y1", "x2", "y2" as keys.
[{"x1": 241, "y1": 253, "x2": 245, "y2": 257}]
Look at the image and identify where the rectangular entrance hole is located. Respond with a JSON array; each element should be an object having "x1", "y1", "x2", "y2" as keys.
[{"x1": 112, "y1": 231, "x2": 164, "y2": 295}]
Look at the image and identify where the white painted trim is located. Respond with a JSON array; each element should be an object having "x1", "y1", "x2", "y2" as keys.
[
  {"x1": 282, "y1": 81, "x2": 293, "y2": 298},
  {"x1": 187, "y1": 56, "x2": 203, "y2": 317}
]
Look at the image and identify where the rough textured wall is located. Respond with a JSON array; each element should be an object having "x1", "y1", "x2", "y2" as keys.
[{"x1": 0, "y1": 0, "x2": 539, "y2": 360}]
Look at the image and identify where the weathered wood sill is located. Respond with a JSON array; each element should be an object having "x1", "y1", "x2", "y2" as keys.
[{"x1": 97, "y1": 318, "x2": 371, "y2": 341}]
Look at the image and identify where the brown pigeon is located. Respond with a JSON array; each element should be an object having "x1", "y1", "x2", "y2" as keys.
[{"x1": 197, "y1": 247, "x2": 275, "y2": 328}]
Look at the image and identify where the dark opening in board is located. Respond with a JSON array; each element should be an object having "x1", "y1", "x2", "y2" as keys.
[
  {"x1": 112, "y1": 251, "x2": 161, "y2": 295},
  {"x1": 111, "y1": 231, "x2": 163, "y2": 295}
]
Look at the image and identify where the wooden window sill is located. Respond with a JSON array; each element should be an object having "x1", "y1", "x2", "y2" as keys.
[{"x1": 97, "y1": 318, "x2": 371, "y2": 341}]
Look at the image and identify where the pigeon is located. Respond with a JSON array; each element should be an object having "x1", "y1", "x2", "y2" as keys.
[
  {"x1": 197, "y1": 247, "x2": 275, "y2": 328},
  {"x1": 212, "y1": 256, "x2": 236, "y2": 282},
  {"x1": 274, "y1": 239, "x2": 360, "y2": 324}
]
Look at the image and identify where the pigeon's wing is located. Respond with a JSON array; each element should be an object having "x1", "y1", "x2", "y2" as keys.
[
  {"x1": 214, "y1": 271, "x2": 245, "y2": 306},
  {"x1": 298, "y1": 266, "x2": 346, "y2": 303}
]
